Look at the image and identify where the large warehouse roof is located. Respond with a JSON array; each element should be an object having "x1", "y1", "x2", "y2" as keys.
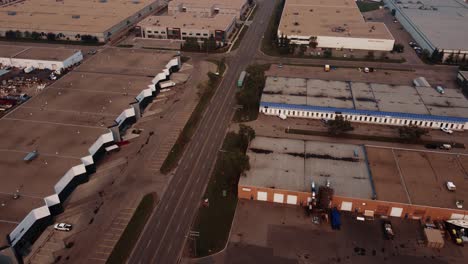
[
  {"x1": 387, "y1": 0, "x2": 468, "y2": 51},
  {"x1": 169, "y1": 0, "x2": 247, "y2": 9},
  {"x1": 241, "y1": 137, "x2": 374, "y2": 199},
  {"x1": 278, "y1": 0, "x2": 393, "y2": 40},
  {"x1": 0, "y1": 0, "x2": 156, "y2": 34},
  {"x1": 260, "y1": 77, "x2": 468, "y2": 119},
  {"x1": 0, "y1": 45, "x2": 81, "y2": 61},
  {"x1": 139, "y1": 13, "x2": 236, "y2": 30}
]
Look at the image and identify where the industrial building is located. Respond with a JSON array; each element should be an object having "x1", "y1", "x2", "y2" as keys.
[
  {"x1": 0, "y1": 48, "x2": 181, "y2": 260},
  {"x1": 259, "y1": 76, "x2": 468, "y2": 130},
  {"x1": 385, "y1": 0, "x2": 468, "y2": 62},
  {"x1": 277, "y1": 0, "x2": 395, "y2": 51},
  {"x1": 0, "y1": 45, "x2": 83, "y2": 71},
  {"x1": 0, "y1": 0, "x2": 163, "y2": 42},
  {"x1": 168, "y1": 0, "x2": 249, "y2": 19},
  {"x1": 239, "y1": 136, "x2": 468, "y2": 221},
  {"x1": 138, "y1": 13, "x2": 236, "y2": 44}
]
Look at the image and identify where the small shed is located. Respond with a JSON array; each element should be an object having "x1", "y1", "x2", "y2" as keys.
[{"x1": 424, "y1": 228, "x2": 444, "y2": 249}]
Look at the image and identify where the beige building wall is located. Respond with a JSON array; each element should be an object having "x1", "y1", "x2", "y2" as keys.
[{"x1": 238, "y1": 185, "x2": 468, "y2": 221}]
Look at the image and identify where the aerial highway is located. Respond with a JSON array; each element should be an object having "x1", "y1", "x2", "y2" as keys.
[{"x1": 128, "y1": 0, "x2": 277, "y2": 263}]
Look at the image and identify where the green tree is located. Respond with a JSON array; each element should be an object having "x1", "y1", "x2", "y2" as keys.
[
  {"x1": 23, "y1": 31, "x2": 31, "y2": 39},
  {"x1": 298, "y1": 44, "x2": 307, "y2": 56},
  {"x1": 326, "y1": 115, "x2": 354, "y2": 135},
  {"x1": 47, "y1": 32, "x2": 56, "y2": 41},
  {"x1": 309, "y1": 37, "x2": 318, "y2": 49},
  {"x1": 182, "y1": 37, "x2": 201, "y2": 51},
  {"x1": 366, "y1": 51, "x2": 375, "y2": 60},
  {"x1": 238, "y1": 124, "x2": 256, "y2": 151},
  {"x1": 398, "y1": 125, "x2": 428, "y2": 141},
  {"x1": 323, "y1": 49, "x2": 332, "y2": 58},
  {"x1": 15, "y1": 30, "x2": 22, "y2": 38},
  {"x1": 393, "y1": 43, "x2": 404, "y2": 53},
  {"x1": 202, "y1": 36, "x2": 217, "y2": 51},
  {"x1": 421, "y1": 49, "x2": 431, "y2": 61},
  {"x1": 5, "y1": 30, "x2": 16, "y2": 39},
  {"x1": 31, "y1": 31, "x2": 41, "y2": 40}
]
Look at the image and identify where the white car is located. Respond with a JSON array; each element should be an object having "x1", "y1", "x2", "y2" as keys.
[
  {"x1": 54, "y1": 223, "x2": 72, "y2": 231},
  {"x1": 440, "y1": 127, "x2": 453, "y2": 134}
]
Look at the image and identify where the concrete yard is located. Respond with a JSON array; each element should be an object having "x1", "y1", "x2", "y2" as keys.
[
  {"x1": 199, "y1": 200, "x2": 468, "y2": 264},
  {"x1": 242, "y1": 137, "x2": 373, "y2": 199},
  {"x1": 367, "y1": 146, "x2": 468, "y2": 209},
  {"x1": 0, "y1": 47, "x2": 181, "y2": 249}
]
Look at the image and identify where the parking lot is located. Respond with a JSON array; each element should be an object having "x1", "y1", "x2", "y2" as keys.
[{"x1": 192, "y1": 200, "x2": 468, "y2": 264}]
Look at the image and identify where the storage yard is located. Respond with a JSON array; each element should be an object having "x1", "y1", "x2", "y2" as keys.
[
  {"x1": 0, "y1": 47, "x2": 181, "y2": 255},
  {"x1": 0, "y1": 0, "x2": 162, "y2": 42},
  {"x1": 0, "y1": 45, "x2": 84, "y2": 115}
]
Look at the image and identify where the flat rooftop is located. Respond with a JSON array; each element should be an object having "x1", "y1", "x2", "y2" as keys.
[
  {"x1": 278, "y1": 0, "x2": 394, "y2": 39},
  {"x1": 139, "y1": 13, "x2": 235, "y2": 30},
  {"x1": 390, "y1": 0, "x2": 468, "y2": 51},
  {"x1": 0, "y1": 45, "x2": 80, "y2": 61},
  {"x1": 169, "y1": 0, "x2": 247, "y2": 9},
  {"x1": 241, "y1": 137, "x2": 373, "y2": 199},
  {"x1": 367, "y1": 147, "x2": 468, "y2": 209},
  {"x1": 0, "y1": 0, "x2": 156, "y2": 34},
  {"x1": 0, "y1": 47, "x2": 177, "y2": 244},
  {"x1": 261, "y1": 76, "x2": 468, "y2": 119}
]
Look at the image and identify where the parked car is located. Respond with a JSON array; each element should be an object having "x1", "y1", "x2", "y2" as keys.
[
  {"x1": 382, "y1": 220, "x2": 395, "y2": 239},
  {"x1": 54, "y1": 223, "x2": 72, "y2": 231},
  {"x1": 440, "y1": 127, "x2": 453, "y2": 134},
  {"x1": 440, "y1": 144, "x2": 452, "y2": 150},
  {"x1": 408, "y1": 41, "x2": 416, "y2": 47}
]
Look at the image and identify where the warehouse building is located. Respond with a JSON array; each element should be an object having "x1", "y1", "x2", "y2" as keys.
[
  {"x1": 239, "y1": 137, "x2": 468, "y2": 221},
  {"x1": 1, "y1": 49, "x2": 181, "y2": 260},
  {"x1": 0, "y1": 45, "x2": 83, "y2": 71},
  {"x1": 277, "y1": 0, "x2": 395, "y2": 51},
  {"x1": 168, "y1": 0, "x2": 249, "y2": 19},
  {"x1": 138, "y1": 13, "x2": 236, "y2": 44},
  {"x1": 259, "y1": 77, "x2": 468, "y2": 130},
  {"x1": 0, "y1": 0, "x2": 163, "y2": 42},
  {"x1": 385, "y1": 0, "x2": 468, "y2": 62}
]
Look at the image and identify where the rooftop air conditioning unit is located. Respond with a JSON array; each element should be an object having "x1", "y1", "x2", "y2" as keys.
[
  {"x1": 7, "y1": 11, "x2": 16, "y2": 16},
  {"x1": 72, "y1": 15, "x2": 80, "y2": 19}
]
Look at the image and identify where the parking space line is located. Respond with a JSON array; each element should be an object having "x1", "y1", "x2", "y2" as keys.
[
  {"x1": 98, "y1": 244, "x2": 114, "y2": 249},
  {"x1": 95, "y1": 251, "x2": 111, "y2": 255},
  {"x1": 88, "y1": 257, "x2": 107, "y2": 261}
]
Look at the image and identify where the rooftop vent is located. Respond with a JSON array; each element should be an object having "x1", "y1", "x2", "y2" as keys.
[
  {"x1": 72, "y1": 15, "x2": 80, "y2": 19},
  {"x1": 293, "y1": 12, "x2": 299, "y2": 15},
  {"x1": 99, "y1": 0, "x2": 107, "y2": 2},
  {"x1": 7, "y1": 11, "x2": 16, "y2": 16},
  {"x1": 132, "y1": 0, "x2": 140, "y2": 4}
]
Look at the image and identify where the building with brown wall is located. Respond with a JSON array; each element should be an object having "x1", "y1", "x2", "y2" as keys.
[{"x1": 239, "y1": 136, "x2": 468, "y2": 221}]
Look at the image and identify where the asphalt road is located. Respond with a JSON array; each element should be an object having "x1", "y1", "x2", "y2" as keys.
[{"x1": 128, "y1": 0, "x2": 277, "y2": 263}]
